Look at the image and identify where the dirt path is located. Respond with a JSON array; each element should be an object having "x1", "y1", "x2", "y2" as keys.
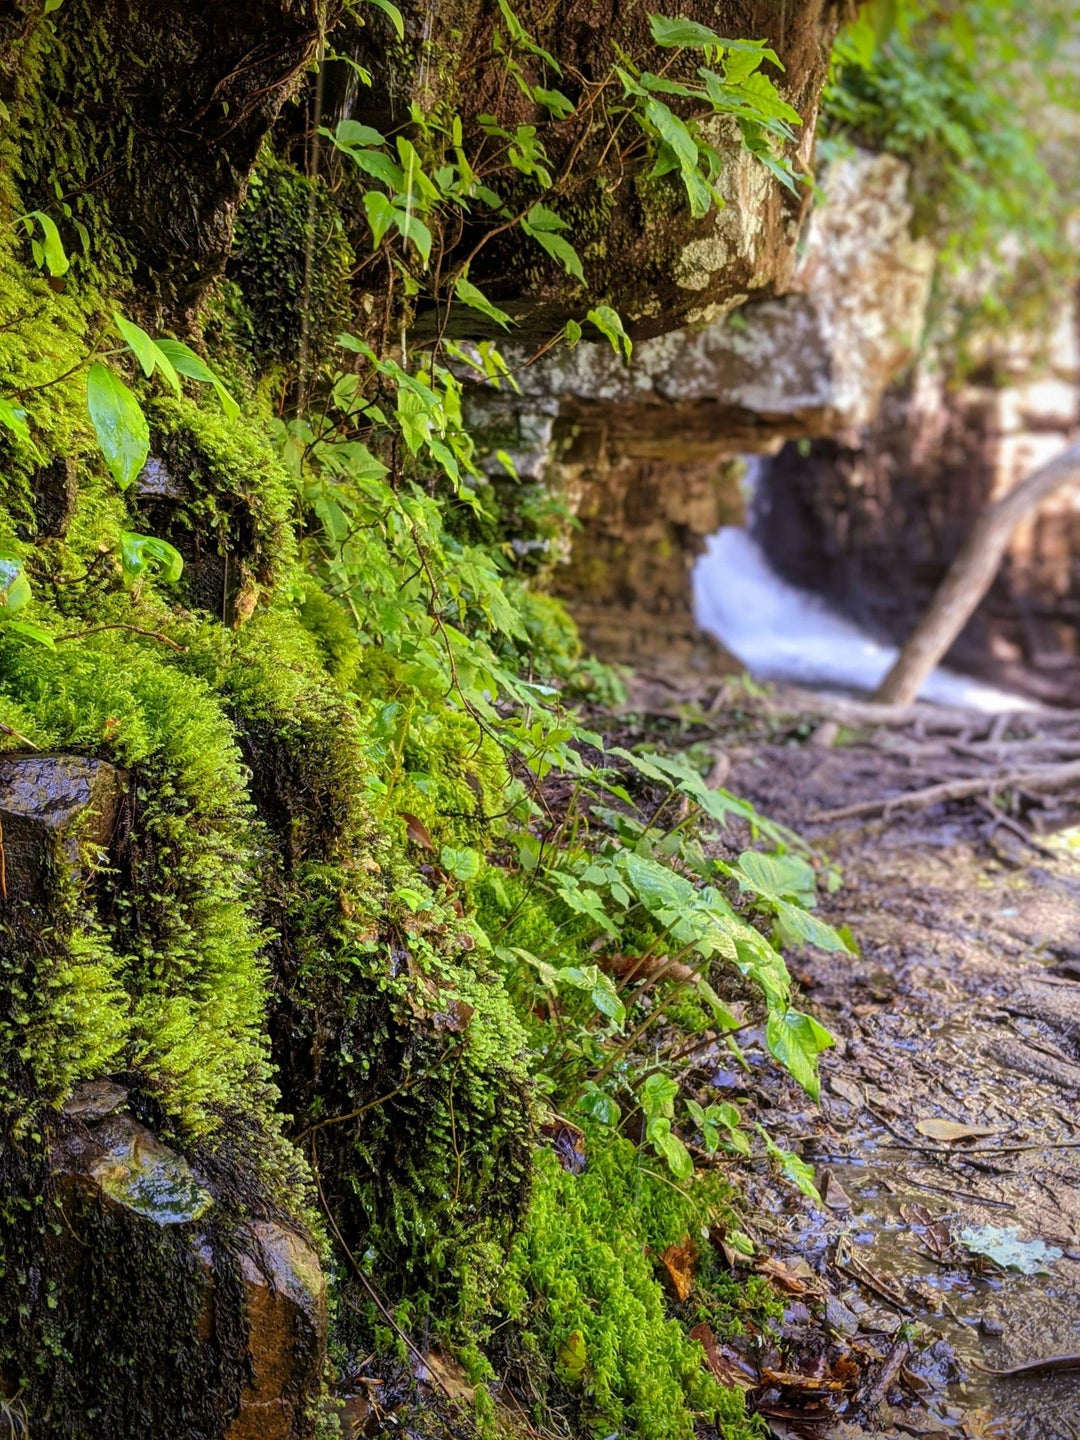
[
  {"x1": 627, "y1": 679, "x2": 1080, "y2": 1438},
  {"x1": 731, "y1": 723, "x2": 1080, "y2": 1438}
]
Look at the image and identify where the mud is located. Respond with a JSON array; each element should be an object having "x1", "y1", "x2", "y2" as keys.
[
  {"x1": 624, "y1": 677, "x2": 1080, "y2": 1438},
  {"x1": 736, "y1": 724, "x2": 1080, "y2": 1437}
]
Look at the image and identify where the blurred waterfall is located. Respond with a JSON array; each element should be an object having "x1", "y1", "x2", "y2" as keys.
[{"x1": 692, "y1": 462, "x2": 1030, "y2": 714}]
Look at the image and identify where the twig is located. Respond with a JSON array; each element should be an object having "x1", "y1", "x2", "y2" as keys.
[
  {"x1": 310, "y1": 1135, "x2": 456, "y2": 1401},
  {"x1": 53, "y1": 623, "x2": 187, "y2": 651},
  {"x1": 971, "y1": 1354, "x2": 1080, "y2": 1378},
  {"x1": 294, "y1": 1043, "x2": 457, "y2": 1141},
  {"x1": 0, "y1": 720, "x2": 39, "y2": 750},
  {"x1": 808, "y1": 760, "x2": 1080, "y2": 823}
]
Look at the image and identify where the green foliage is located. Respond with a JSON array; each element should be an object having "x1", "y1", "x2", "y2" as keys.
[
  {"x1": 0, "y1": 5, "x2": 858, "y2": 1430},
  {"x1": 823, "y1": 0, "x2": 1079, "y2": 277},
  {"x1": 495, "y1": 1139, "x2": 758, "y2": 1440}
]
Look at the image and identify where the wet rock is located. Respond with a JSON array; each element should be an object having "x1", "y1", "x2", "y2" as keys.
[
  {"x1": 23, "y1": 456, "x2": 77, "y2": 539},
  {"x1": 36, "y1": 1106, "x2": 327, "y2": 1440},
  {"x1": 137, "y1": 455, "x2": 190, "y2": 501},
  {"x1": 62, "y1": 1079, "x2": 130, "y2": 1121},
  {"x1": 56, "y1": 1111, "x2": 214, "y2": 1225},
  {"x1": 228, "y1": 1220, "x2": 327, "y2": 1440},
  {"x1": 0, "y1": 754, "x2": 126, "y2": 904}
]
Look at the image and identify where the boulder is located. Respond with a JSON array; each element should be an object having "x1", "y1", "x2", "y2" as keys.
[
  {"x1": 0, "y1": 754, "x2": 127, "y2": 904},
  {"x1": 32, "y1": 1097, "x2": 328, "y2": 1440}
]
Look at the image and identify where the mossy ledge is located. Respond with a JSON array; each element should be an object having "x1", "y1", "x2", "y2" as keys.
[{"x1": 0, "y1": 1, "x2": 845, "y2": 1436}]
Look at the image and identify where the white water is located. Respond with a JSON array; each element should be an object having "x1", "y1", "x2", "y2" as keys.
[{"x1": 693, "y1": 527, "x2": 1030, "y2": 714}]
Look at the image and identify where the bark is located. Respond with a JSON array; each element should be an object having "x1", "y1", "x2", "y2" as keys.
[{"x1": 874, "y1": 442, "x2": 1080, "y2": 706}]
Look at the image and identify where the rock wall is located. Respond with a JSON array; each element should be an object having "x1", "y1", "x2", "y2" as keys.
[
  {"x1": 756, "y1": 303, "x2": 1080, "y2": 701},
  {"x1": 470, "y1": 148, "x2": 935, "y2": 670}
]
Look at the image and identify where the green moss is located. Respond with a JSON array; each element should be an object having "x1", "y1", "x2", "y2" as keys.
[
  {"x1": 228, "y1": 154, "x2": 357, "y2": 371},
  {"x1": 494, "y1": 1138, "x2": 756, "y2": 1440}
]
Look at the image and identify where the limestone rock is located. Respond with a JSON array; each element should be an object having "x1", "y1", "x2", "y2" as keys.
[
  {"x1": 228, "y1": 1221, "x2": 327, "y2": 1440},
  {"x1": 39, "y1": 1104, "x2": 328, "y2": 1440},
  {"x1": 0, "y1": 754, "x2": 127, "y2": 904}
]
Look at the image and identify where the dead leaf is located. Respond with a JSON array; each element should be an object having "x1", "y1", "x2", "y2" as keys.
[
  {"x1": 900, "y1": 1202, "x2": 934, "y2": 1227},
  {"x1": 828, "y1": 1075, "x2": 865, "y2": 1109},
  {"x1": 540, "y1": 1120, "x2": 587, "y2": 1174},
  {"x1": 660, "y1": 1235, "x2": 698, "y2": 1302},
  {"x1": 820, "y1": 1169, "x2": 853, "y2": 1212},
  {"x1": 688, "y1": 1322, "x2": 756, "y2": 1390},
  {"x1": 760, "y1": 1368, "x2": 848, "y2": 1392},
  {"x1": 417, "y1": 1349, "x2": 475, "y2": 1402},
  {"x1": 755, "y1": 1256, "x2": 819, "y2": 1295},
  {"x1": 914, "y1": 1119, "x2": 1003, "y2": 1143},
  {"x1": 399, "y1": 811, "x2": 435, "y2": 850}
]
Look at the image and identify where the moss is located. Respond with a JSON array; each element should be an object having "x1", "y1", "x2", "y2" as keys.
[
  {"x1": 492, "y1": 1137, "x2": 757, "y2": 1440},
  {"x1": 228, "y1": 153, "x2": 357, "y2": 371}
]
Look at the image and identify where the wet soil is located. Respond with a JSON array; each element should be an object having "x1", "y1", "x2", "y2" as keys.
[{"x1": 630, "y1": 680, "x2": 1080, "y2": 1439}]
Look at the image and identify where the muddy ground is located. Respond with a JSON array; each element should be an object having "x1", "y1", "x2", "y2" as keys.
[{"x1": 624, "y1": 677, "x2": 1080, "y2": 1440}]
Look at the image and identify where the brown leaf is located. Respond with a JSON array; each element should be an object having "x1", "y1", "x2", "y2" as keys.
[
  {"x1": 821, "y1": 1169, "x2": 853, "y2": 1212},
  {"x1": 540, "y1": 1120, "x2": 587, "y2": 1175},
  {"x1": 828, "y1": 1076, "x2": 865, "y2": 1109},
  {"x1": 760, "y1": 1368, "x2": 849, "y2": 1392},
  {"x1": 688, "y1": 1322, "x2": 757, "y2": 1390},
  {"x1": 418, "y1": 1349, "x2": 475, "y2": 1402},
  {"x1": 399, "y1": 811, "x2": 435, "y2": 850},
  {"x1": 755, "y1": 1256, "x2": 818, "y2": 1295},
  {"x1": 660, "y1": 1235, "x2": 698, "y2": 1302},
  {"x1": 914, "y1": 1119, "x2": 1003, "y2": 1143}
]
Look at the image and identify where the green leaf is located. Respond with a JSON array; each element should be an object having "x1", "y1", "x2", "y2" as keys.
[
  {"x1": 397, "y1": 207, "x2": 433, "y2": 265},
  {"x1": 119, "y1": 531, "x2": 184, "y2": 585},
  {"x1": 640, "y1": 1071, "x2": 678, "y2": 1120},
  {"x1": 586, "y1": 305, "x2": 632, "y2": 361},
  {"x1": 533, "y1": 85, "x2": 575, "y2": 118},
  {"x1": 556, "y1": 1330, "x2": 588, "y2": 1384},
  {"x1": 736, "y1": 850, "x2": 817, "y2": 905},
  {"x1": 153, "y1": 339, "x2": 240, "y2": 420},
  {"x1": 86, "y1": 362, "x2": 149, "y2": 491},
  {"x1": 113, "y1": 312, "x2": 181, "y2": 395},
  {"x1": 640, "y1": 96, "x2": 714, "y2": 217},
  {"x1": 756, "y1": 1125, "x2": 821, "y2": 1204},
  {"x1": 2, "y1": 618, "x2": 55, "y2": 649},
  {"x1": 454, "y1": 275, "x2": 515, "y2": 330},
  {"x1": 527, "y1": 226, "x2": 583, "y2": 281},
  {"x1": 440, "y1": 845, "x2": 482, "y2": 881},
  {"x1": 0, "y1": 397, "x2": 35, "y2": 453},
  {"x1": 328, "y1": 119, "x2": 387, "y2": 148},
  {"x1": 0, "y1": 553, "x2": 32, "y2": 614},
  {"x1": 648, "y1": 13, "x2": 728, "y2": 49},
  {"x1": 23, "y1": 210, "x2": 69, "y2": 276},
  {"x1": 563, "y1": 319, "x2": 582, "y2": 346},
  {"x1": 364, "y1": 190, "x2": 397, "y2": 248},
  {"x1": 365, "y1": 0, "x2": 405, "y2": 39},
  {"x1": 765, "y1": 1009, "x2": 834, "y2": 1100},
  {"x1": 496, "y1": 0, "x2": 562, "y2": 74},
  {"x1": 577, "y1": 1082, "x2": 619, "y2": 1127},
  {"x1": 657, "y1": 1128, "x2": 694, "y2": 1180}
]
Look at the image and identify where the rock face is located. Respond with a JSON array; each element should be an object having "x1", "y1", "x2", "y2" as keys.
[
  {"x1": 359, "y1": 0, "x2": 849, "y2": 338},
  {"x1": 34, "y1": 1093, "x2": 327, "y2": 1440},
  {"x1": 756, "y1": 302, "x2": 1080, "y2": 701},
  {"x1": 3, "y1": 0, "x2": 338, "y2": 310},
  {"x1": 0, "y1": 754, "x2": 127, "y2": 903},
  {"x1": 468, "y1": 148, "x2": 934, "y2": 665}
]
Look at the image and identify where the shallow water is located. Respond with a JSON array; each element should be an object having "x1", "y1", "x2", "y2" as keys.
[{"x1": 693, "y1": 527, "x2": 1030, "y2": 714}]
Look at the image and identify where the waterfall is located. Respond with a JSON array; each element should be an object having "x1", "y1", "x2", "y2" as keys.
[{"x1": 692, "y1": 462, "x2": 1030, "y2": 714}]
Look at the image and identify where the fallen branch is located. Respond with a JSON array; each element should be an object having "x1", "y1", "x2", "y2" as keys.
[
  {"x1": 808, "y1": 760, "x2": 1080, "y2": 823},
  {"x1": 971, "y1": 1355, "x2": 1080, "y2": 1379}
]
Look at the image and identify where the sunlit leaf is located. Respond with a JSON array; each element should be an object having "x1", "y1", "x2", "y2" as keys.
[{"x1": 86, "y1": 362, "x2": 149, "y2": 490}]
